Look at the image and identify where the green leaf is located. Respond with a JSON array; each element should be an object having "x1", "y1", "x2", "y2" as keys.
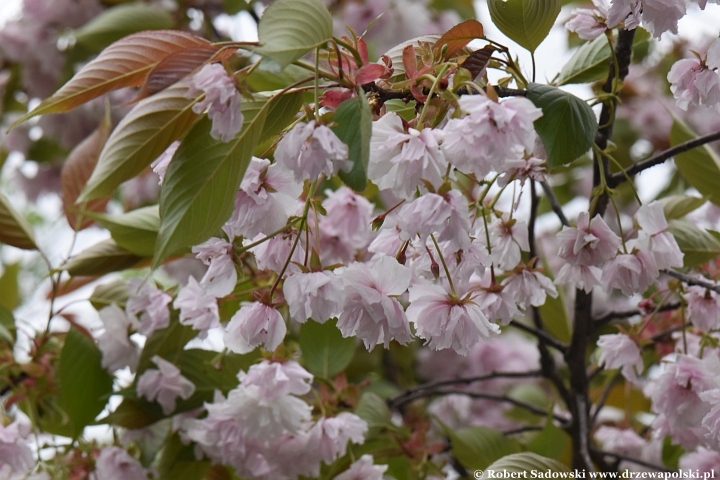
[
  {"x1": 668, "y1": 220, "x2": 720, "y2": 268},
  {"x1": 89, "y1": 280, "x2": 130, "y2": 310},
  {"x1": 448, "y1": 426, "x2": 522, "y2": 470},
  {"x1": 58, "y1": 328, "x2": 114, "y2": 438},
  {"x1": 355, "y1": 392, "x2": 391, "y2": 429},
  {"x1": 537, "y1": 259, "x2": 571, "y2": 343},
  {"x1": 485, "y1": 452, "x2": 570, "y2": 472},
  {"x1": 526, "y1": 83, "x2": 597, "y2": 168},
  {"x1": 156, "y1": 434, "x2": 211, "y2": 480},
  {"x1": 670, "y1": 115, "x2": 720, "y2": 207},
  {"x1": 487, "y1": 0, "x2": 560, "y2": 53},
  {"x1": 0, "y1": 305, "x2": 16, "y2": 345},
  {"x1": 0, "y1": 192, "x2": 37, "y2": 250},
  {"x1": 527, "y1": 417, "x2": 571, "y2": 461},
  {"x1": 63, "y1": 239, "x2": 144, "y2": 277},
  {"x1": 99, "y1": 398, "x2": 161, "y2": 429},
  {"x1": 79, "y1": 81, "x2": 200, "y2": 201},
  {"x1": 85, "y1": 205, "x2": 160, "y2": 256},
  {"x1": 299, "y1": 319, "x2": 356, "y2": 379},
  {"x1": 256, "y1": 0, "x2": 333, "y2": 68},
  {"x1": 0, "y1": 263, "x2": 20, "y2": 310},
  {"x1": 661, "y1": 195, "x2": 707, "y2": 221},
  {"x1": 556, "y1": 28, "x2": 651, "y2": 85},
  {"x1": 153, "y1": 96, "x2": 279, "y2": 266},
  {"x1": 72, "y1": 3, "x2": 174, "y2": 52},
  {"x1": 332, "y1": 95, "x2": 372, "y2": 191},
  {"x1": 662, "y1": 436, "x2": 684, "y2": 469}
]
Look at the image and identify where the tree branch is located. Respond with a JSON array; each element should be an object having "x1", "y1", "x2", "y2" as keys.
[
  {"x1": 663, "y1": 269, "x2": 720, "y2": 294},
  {"x1": 540, "y1": 181, "x2": 570, "y2": 226},
  {"x1": 610, "y1": 129, "x2": 720, "y2": 186},
  {"x1": 593, "y1": 302, "x2": 681, "y2": 326},
  {"x1": 388, "y1": 370, "x2": 543, "y2": 409},
  {"x1": 509, "y1": 320, "x2": 568, "y2": 353}
]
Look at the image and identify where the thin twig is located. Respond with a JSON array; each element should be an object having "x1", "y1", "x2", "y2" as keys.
[
  {"x1": 662, "y1": 269, "x2": 720, "y2": 294},
  {"x1": 502, "y1": 425, "x2": 545, "y2": 436},
  {"x1": 540, "y1": 181, "x2": 570, "y2": 226},
  {"x1": 590, "y1": 371, "x2": 622, "y2": 426},
  {"x1": 388, "y1": 370, "x2": 543, "y2": 408},
  {"x1": 509, "y1": 320, "x2": 569, "y2": 353},
  {"x1": 593, "y1": 302, "x2": 681, "y2": 326},
  {"x1": 610, "y1": 130, "x2": 720, "y2": 186}
]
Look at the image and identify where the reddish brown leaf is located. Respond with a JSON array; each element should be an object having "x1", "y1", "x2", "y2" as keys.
[
  {"x1": 320, "y1": 89, "x2": 355, "y2": 108},
  {"x1": 12, "y1": 30, "x2": 210, "y2": 127},
  {"x1": 433, "y1": 20, "x2": 485, "y2": 60},
  {"x1": 355, "y1": 63, "x2": 391, "y2": 85},
  {"x1": 134, "y1": 45, "x2": 236, "y2": 102},
  {"x1": 61, "y1": 117, "x2": 113, "y2": 231},
  {"x1": 47, "y1": 276, "x2": 98, "y2": 299},
  {"x1": 402, "y1": 45, "x2": 418, "y2": 79},
  {"x1": 462, "y1": 45, "x2": 496, "y2": 79}
]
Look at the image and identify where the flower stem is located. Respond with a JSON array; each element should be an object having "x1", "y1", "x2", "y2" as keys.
[{"x1": 430, "y1": 234, "x2": 456, "y2": 296}]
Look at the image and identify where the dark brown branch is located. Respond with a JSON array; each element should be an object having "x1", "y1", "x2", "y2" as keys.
[
  {"x1": 592, "y1": 449, "x2": 674, "y2": 472},
  {"x1": 593, "y1": 302, "x2": 682, "y2": 326},
  {"x1": 503, "y1": 425, "x2": 545, "y2": 436},
  {"x1": 663, "y1": 269, "x2": 720, "y2": 294},
  {"x1": 568, "y1": 28, "x2": 636, "y2": 473},
  {"x1": 388, "y1": 370, "x2": 543, "y2": 409},
  {"x1": 590, "y1": 371, "x2": 622, "y2": 426},
  {"x1": 509, "y1": 320, "x2": 568, "y2": 353},
  {"x1": 610, "y1": 130, "x2": 720, "y2": 187},
  {"x1": 361, "y1": 82, "x2": 526, "y2": 105},
  {"x1": 540, "y1": 181, "x2": 570, "y2": 227}
]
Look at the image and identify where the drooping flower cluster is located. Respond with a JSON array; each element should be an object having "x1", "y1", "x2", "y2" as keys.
[
  {"x1": 187, "y1": 63, "x2": 243, "y2": 142},
  {"x1": 179, "y1": 360, "x2": 368, "y2": 479},
  {"x1": 668, "y1": 38, "x2": 720, "y2": 111}
]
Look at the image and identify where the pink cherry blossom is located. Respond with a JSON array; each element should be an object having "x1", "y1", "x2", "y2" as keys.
[
  {"x1": 481, "y1": 214, "x2": 530, "y2": 271},
  {"x1": 555, "y1": 264, "x2": 603, "y2": 292},
  {"x1": 596, "y1": 333, "x2": 644, "y2": 380},
  {"x1": 125, "y1": 278, "x2": 171, "y2": 336},
  {"x1": 93, "y1": 446, "x2": 149, "y2": 480},
  {"x1": 224, "y1": 157, "x2": 302, "y2": 239},
  {"x1": 556, "y1": 212, "x2": 621, "y2": 267},
  {"x1": 700, "y1": 384, "x2": 720, "y2": 447},
  {"x1": 338, "y1": 255, "x2": 412, "y2": 349},
  {"x1": 283, "y1": 271, "x2": 345, "y2": 323},
  {"x1": 684, "y1": 285, "x2": 720, "y2": 332},
  {"x1": 239, "y1": 360, "x2": 313, "y2": 399},
  {"x1": 224, "y1": 302, "x2": 287, "y2": 354},
  {"x1": 407, "y1": 284, "x2": 500, "y2": 356},
  {"x1": 187, "y1": 63, "x2": 243, "y2": 142},
  {"x1": 565, "y1": 0, "x2": 610, "y2": 40},
  {"x1": 173, "y1": 277, "x2": 220, "y2": 338},
  {"x1": 601, "y1": 249, "x2": 658, "y2": 296},
  {"x1": 368, "y1": 112, "x2": 448, "y2": 199},
  {"x1": 96, "y1": 304, "x2": 140, "y2": 373},
  {"x1": 646, "y1": 354, "x2": 720, "y2": 449},
  {"x1": 192, "y1": 237, "x2": 237, "y2": 297},
  {"x1": 320, "y1": 186, "x2": 375, "y2": 249},
  {"x1": 0, "y1": 419, "x2": 33, "y2": 474},
  {"x1": 151, "y1": 141, "x2": 179, "y2": 185},
  {"x1": 442, "y1": 95, "x2": 542, "y2": 178},
  {"x1": 137, "y1": 355, "x2": 196, "y2": 415},
  {"x1": 607, "y1": 0, "x2": 685, "y2": 38},
  {"x1": 335, "y1": 454, "x2": 388, "y2": 480},
  {"x1": 497, "y1": 156, "x2": 547, "y2": 187},
  {"x1": 679, "y1": 446, "x2": 720, "y2": 472},
  {"x1": 668, "y1": 58, "x2": 720, "y2": 111},
  {"x1": 308, "y1": 413, "x2": 368, "y2": 463},
  {"x1": 274, "y1": 120, "x2": 350, "y2": 182},
  {"x1": 501, "y1": 269, "x2": 558, "y2": 310},
  {"x1": 250, "y1": 230, "x2": 305, "y2": 275},
  {"x1": 396, "y1": 193, "x2": 452, "y2": 242},
  {"x1": 435, "y1": 190, "x2": 472, "y2": 251}
]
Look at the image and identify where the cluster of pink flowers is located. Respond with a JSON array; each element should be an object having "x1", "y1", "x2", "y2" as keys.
[{"x1": 179, "y1": 360, "x2": 369, "y2": 479}]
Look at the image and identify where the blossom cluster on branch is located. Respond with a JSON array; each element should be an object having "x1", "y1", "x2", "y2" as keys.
[{"x1": 2, "y1": 0, "x2": 720, "y2": 478}]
